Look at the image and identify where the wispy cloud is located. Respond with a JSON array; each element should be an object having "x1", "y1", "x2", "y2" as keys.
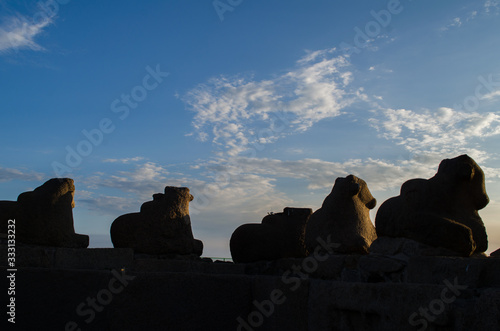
[
  {"x1": 76, "y1": 193, "x2": 137, "y2": 217},
  {"x1": 441, "y1": 17, "x2": 462, "y2": 31},
  {"x1": 468, "y1": 11, "x2": 478, "y2": 21},
  {"x1": 370, "y1": 107, "x2": 500, "y2": 162},
  {"x1": 79, "y1": 161, "x2": 202, "y2": 216},
  {"x1": 181, "y1": 44, "x2": 500, "y2": 222},
  {"x1": 200, "y1": 156, "x2": 437, "y2": 192},
  {"x1": 485, "y1": 0, "x2": 500, "y2": 14},
  {"x1": 103, "y1": 157, "x2": 145, "y2": 164},
  {"x1": 79, "y1": 160, "x2": 289, "y2": 224},
  {"x1": 481, "y1": 90, "x2": 500, "y2": 101},
  {"x1": 0, "y1": 13, "x2": 53, "y2": 53},
  {"x1": 86, "y1": 162, "x2": 172, "y2": 198},
  {"x1": 183, "y1": 48, "x2": 367, "y2": 156},
  {"x1": 440, "y1": 0, "x2": 498, "y2": 32},
  {"x1": 0, "y1": 167, "x2": 44, "y2": 182}
]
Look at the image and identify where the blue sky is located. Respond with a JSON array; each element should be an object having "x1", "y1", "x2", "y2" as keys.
[{"x1": 1, "y1": 0, "x2": 500, "y2": 257}]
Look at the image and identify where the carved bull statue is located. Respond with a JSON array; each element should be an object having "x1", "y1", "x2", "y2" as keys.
[
  {"x1": 375, "y1": 155, "x2": 489, "y2": 256},
  {"x1": 305, "y1": 175, "x2": 377, "y2": 255}
]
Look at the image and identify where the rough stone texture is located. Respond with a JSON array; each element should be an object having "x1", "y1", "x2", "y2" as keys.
[
  {"x1": 108, "y1": 272, "x2": 255, "y2": 331},
  {"x1": 0, "y1": 241, "x2": 133, "y2": 269},
  {"x1": 2, "y1": 247, "x2": 500, "y2": 330},
  {"x1": 110, "y1": 186, "x2": 203, "y2": 256},
  {"x1": 230, "y1": 207, "x2": 312, "y2": 263},
  {"x1": 0, "y1": 178, "x2": 88, "y2": 248},
  {"x1": 5, "y1": 262, "x2": 500, "y2": 330},
  {"x1": 406, "y1": 256, "x2": 500, "y2": 288},
  {"x1": 370, "y1": 237, "x2": 462, "y2": 259},
  {"x1": 131, "y1": 257, "x2": 245, "y2": 274},
  {"x1": 305, "y1": 175, "x2": 377, "y2": 255},
  {"x1": 307, "y1": 281, "x2": 492, "y2": 331},
  {"x1": 358, "y1": 255, "x2": 406, "y2": 283},
  {"x1": 376, "y1": 155, "x2": 489, "y2": 256},
  {"x1": 53, "y1": 248, "x2": 135, "y2": 270}
]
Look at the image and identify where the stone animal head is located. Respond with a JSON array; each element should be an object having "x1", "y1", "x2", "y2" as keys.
[
  {"x1": 435, "y1": 154, "x2": 489, "y2": 210},
  {"x1": 18, "y1": 178, "x2": 76, "y2": 209},
  {"x1": 330, "y1": 174, "x2": 377, "y2": 209},
  {"x1": 141, "y1": 186, "x2": 194, "y2": 221}
]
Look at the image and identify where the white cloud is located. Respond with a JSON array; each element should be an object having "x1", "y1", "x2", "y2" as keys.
[
  {"x1": 103, "y1": 157, "x2": 145, "y2": 164},
  {"x1": 467, "y1": 11, "x2": 478, "y2": 21},
  {"x1": 190, "y1": 171, "x2": 290, "y2": 217},
  {"x1": 82, "y1": 161, "x2": 208, "y2": 211},
  {"x1": 450, "y1": 17, "x2": 462, "y2": 28},
  {"x1": 76, "y1": 159, "x2": 292, "y2": 234},
  {"x1": 0, "y1": 167, "x2": 44, "y2": 182},
  {"x1": 485, "y1": 0, "x2": 500, "y2": 13},
  {"x1": 181, "y1": 43, "x2": 500, "y2": 237},
  {"x1": 297, "y1": 47, "x2": 336, "y2": 64},
  {"x1": 183, "y1": 49, "x2": 367, "y2": 156},
  {"x1": 370, "y1": 107, "x2": 500, "y2": 161},
  {"x1": 481, "y1": 90, "x2": 500, "y2": 101},
  {"x1": 76, "y1": 194, "x2": 137, "y2": 217},
  {"x1": 287, "y1": 148, "x2": 304, "y2": 154},
  {"x1": 201, "y1": 156, "x2": 438, "y2": 192},
  {"x1": 86, "y1": 162, "x2": 174, "y2": 198},
  {"x1": 439, "y1": 7, "x2": 482, "y2": 32},
  {"x1": 0, "y1": 13, "x2": 53, "y2": 53}
]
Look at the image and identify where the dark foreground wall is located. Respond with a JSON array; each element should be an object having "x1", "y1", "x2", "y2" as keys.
[{"x1": 1, "y1": 243, "x2": 500, "y2": 330}]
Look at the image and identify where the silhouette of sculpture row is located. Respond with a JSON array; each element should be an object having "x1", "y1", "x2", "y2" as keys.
[
  {"x1": 0, "y1": 154, "x2": 493, "y2": 260},
  {"x1": 230, "y1": 155, "x2": 491, "y2": 262}
]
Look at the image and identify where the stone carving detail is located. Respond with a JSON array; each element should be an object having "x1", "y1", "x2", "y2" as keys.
[
  {"x1": 375, "y1": 155, "x2": 489, "y2": 256},
  {"x1": 111, "y1": 186, "x2": 203, "y2": 256},
  {"x1": 305, "y1": 175, "x2": 377, "y2": 254},
  {"x1": 0, "y1": 178, "x2": 89, "y2": 248},
  {"x1": 230, "y1": 207, "x2": 312, "y2": 263}
]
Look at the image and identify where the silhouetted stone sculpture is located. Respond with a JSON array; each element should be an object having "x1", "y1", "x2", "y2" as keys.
[
  {"x1": 375, "y1": 155, "x2": 489, "y2": 256},
  {"x1": 110, "y1": 186, "x2": 203, "y2": 256},
  {"x1": 0, "y1": 178, "x2": 89, "y2": 248},
  {"x1": 305, "y1": 175, "x2": 377, "y2": 255},
  {"x1": 230, "y1": 207, "x2": 312, "y2": 263}
]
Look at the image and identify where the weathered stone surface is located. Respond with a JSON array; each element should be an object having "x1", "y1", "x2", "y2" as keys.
[
  {"x1": 407, "y1": 256, "x2": 500, "y2": 288},
  {"x1": 240, "y1": 274, "x2": 309, "y2": 331},
  {"x1": 131, "y1": 257, "x2": 246, "y2": 274},
  {"x1": 308, "y1": 255, "x2": 349, "y2": 281},
  {"x1": 307, "y1": 280, "x2": 485, "y2": 331},
  {"x1": 0, "y1": 178, "x2": 89, "y2": 248},
  {"x1": 470, "y1": 289, "x2": 500, "y2": 330},
  {"x1": 110, "y1": 186, "x2": 203, "y2": 256},
  {"x1": 369, "y1": 237, "x2": 461, "y2": 260},
  {"x1": 54, "y1": 248, "x2": 134, "y2": 270},
  {"x1": 0, "y1": 242, "x2": 134, "y2": 269},
  {"x1": 9, "y1": 268, "x2": 119, "y2": 330},
  {"x1": 358, "y1": 255, "x2": 406, "y2": 282},
  {"x1": 2, "y1": 251, "x2": 500, "y2": 330},
  {"x1": 108, "y1": 272, "x2": 255, "y2": 331},
  {"x1": 0, "y1": 242, "x2": 55, "y2": 268},
  {"x1": 305, "y1": 175, "x2": 377, "y2": 255},
  {"x1": 376, "y1": 155, "x2": 489, "y2": 256},
  {"x1": 230, "y1": 207, "x2": 312, "y2": 263}
]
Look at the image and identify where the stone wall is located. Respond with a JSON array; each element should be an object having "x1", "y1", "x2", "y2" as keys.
[{"x1": 1, "y1": 242, "x2": 499, "y2": 330}]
